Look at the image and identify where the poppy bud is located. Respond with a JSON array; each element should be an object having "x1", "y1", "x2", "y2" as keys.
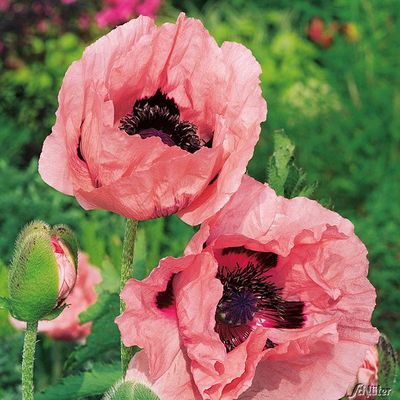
[
  {"x1": 103, "y1": 379, "x2": 159, "y2": 400},
  {"x1": 8, "y1": 221, "x2": 78, "y2": 322}
]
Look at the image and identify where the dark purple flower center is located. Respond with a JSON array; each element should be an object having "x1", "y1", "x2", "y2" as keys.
[
  {"x1": 120, "y1": 89, "x2": 210, "y2": 153},
  {"x1": 217, "y1": 290, "x2": 258, "y2": 325},
  {"x1": 155, "y1": 247, "x2": 305, "y2": 354},
  {"x1": 215, "y1": 246, "x2": 305, "y2": 352},
  {"x1": 155, "y1": 273, "x2": 175, "y2": 309}
]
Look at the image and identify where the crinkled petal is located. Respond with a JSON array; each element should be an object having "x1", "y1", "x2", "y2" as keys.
[{"x1": 127, "y1": 350, "x2": 201, "y2": 400}]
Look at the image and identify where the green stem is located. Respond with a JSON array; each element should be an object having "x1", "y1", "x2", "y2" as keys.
[
  {"x1": 120, "y1": 218, "x2": 138, "y2": 376},
  {"x1": 22, "y1": 320, "x2": 38, "y2": 400}
]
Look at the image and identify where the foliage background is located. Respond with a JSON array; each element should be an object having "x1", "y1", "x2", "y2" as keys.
[{"x1": 0, "y1": 0, "x2": 398, "y2": 398}]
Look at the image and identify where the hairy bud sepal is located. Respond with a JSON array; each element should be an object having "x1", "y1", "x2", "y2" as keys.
[
  {"x1": 103, "y1": 379, "x2": 160, "y2": 400},
  {"x1": 8, "y1": 221, "x2": 78, "y2": 322}
]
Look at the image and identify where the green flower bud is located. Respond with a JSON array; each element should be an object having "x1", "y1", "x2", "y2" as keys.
[
  {"x1": 103, "y1": 380, "x2": 160, "y2": 400},
  {"x1": 8, "y1": 221, "x2": 78, "y2": 322}
]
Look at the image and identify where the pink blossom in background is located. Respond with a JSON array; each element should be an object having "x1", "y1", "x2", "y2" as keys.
[
  {"x1": 116, "y1": 176, "x2": 379, "y2": 400},
  {"x1": 96, "y1": 0, "x2": 161, "y2": 28},
  {"x1": 78, "y1": 12, "x2": 90, "y2": 30},
  {"x1": 37, "y1": 19, "x2": 49, "y2": 33},
  {"x1": 12, "y1": 252, "x2": 101, "y2": 341},
  {"x1": 39, "y1": 14, "x2": 266, "y2": 224},
  {"x1": 0, "y1": 0, "x2": 9, "y2": 12},
  {"x1": 61, "y1": 0, "x2": 77, "y2": 4},
  {"x1": 346, "y1": 346, "x2": 379, "y2": 400}
]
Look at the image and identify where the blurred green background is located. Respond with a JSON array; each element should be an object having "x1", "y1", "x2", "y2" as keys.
[{"x1": 0, "y1": 0, "x2": 398, "y2": 398}]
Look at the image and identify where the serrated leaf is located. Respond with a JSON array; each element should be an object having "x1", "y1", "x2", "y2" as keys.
[
  {"x1": 266, "y1": 129, "x2": 295, "y2": 195},
  {"x1": 66, "y1": 292, "x2": 120, "y2": 369},
  {"x1": 266, "y1": 130, "x2": 316, "y2": 198},
  {"x1": 36, "y1": 363, "x2": 121, "y2": 400},
  {"x1": 377, "y1": 334, "x2": 398, "y2": 391}
]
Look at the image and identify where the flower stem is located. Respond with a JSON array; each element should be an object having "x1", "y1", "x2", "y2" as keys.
[
  {"x1": 22, "y1": 320, "x2": 38, "y2": 400},
  {"x1": 120, "y1": 218, "x2": 138, "y2": 376}
]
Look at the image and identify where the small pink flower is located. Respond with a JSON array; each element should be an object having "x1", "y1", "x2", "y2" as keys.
[
  {"x1": 96, "y1": 0, "x2": 161, "y2": 28},
  {"x1": 38, "y1": 14, "x2": 266, "y2": 224},
  {"x1": 116, "y1": 176, "x2": 378, "y2": 400},
  {"x1": 0, "y1": 0, "x2": 9, "y2": 12},
  {"x1": 346, "y1": 346, "x2": 379, "y2": 400},
  {"x1": 37, "y1": 20, "x2": 49, "y2": 33},
  {"x1": 79, "y1": 13, "x2": 90, "y2": 30},
  {"x1": 12, "y1": 252, "x2": 101, "y2": 341}
]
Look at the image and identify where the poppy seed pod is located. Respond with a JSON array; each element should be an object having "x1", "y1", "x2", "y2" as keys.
[{"x1": 8, "y1": 221, "x2": 78, "y2": 322}]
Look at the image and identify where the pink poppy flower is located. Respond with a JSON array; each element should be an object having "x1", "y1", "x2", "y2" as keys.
[
  {"x1": 0, "y1": 0, "x2": 9, "y2": 12},
  {"x1": 38, "y1": 14, "x2": 266, "y2": 224},
  {"x1": 96, "y1": 0, "x2": 161, "y2": 28},
  {"x1": 346, "y1": 345, "x2": 379, "y2": 400},
  {"x1": 116, "y1": 176, "x2": 378, "y2": 399},
  {"x1": 12, "y1": 252, "x2": 101, "y2": 341}
]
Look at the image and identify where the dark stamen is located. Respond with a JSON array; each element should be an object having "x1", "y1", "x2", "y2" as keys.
[
  {"x1": 209, "y1": 173, "x2": 219, "y2": 185},
  {"x1": 156, "y1": 274, "x2": 175, "y2": 309},
  {"x1": 222, "y1": 247, "x2": 278, "y2": 270},
  {"x1": 214, "y1": 322, "x2": 253, "y2": 353},
  {"x1": 120, "y1": 89, "x2": 206, "y2": 153},
  {"x1": 215, "y1": 251, "x2": 305, "y2": 352},
  {"x1": 264, "y1": 338, "x2": 276, "y2": 350},
  {"x1": 77, "y1": 137, "x2": 85, "y2": 161}
]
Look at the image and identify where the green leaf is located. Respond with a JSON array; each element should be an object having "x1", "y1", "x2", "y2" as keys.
[
  {"x1": 377, "y1": 334, "x2": 398, "y2": 392},
  {"x1": 266, "y1": 129, "x2": 295, "y2": 195},
  {"x1": 0, "y1": 333, "x2": 23, "y2": 395},
  {"x1": 266, "y1": 130, "x2": 316, "y2": 198},
  {"x1": 36, "y1": 363, "x2": 121, "y2": 400},
  {"x1": 66, "y1": 292, "x2": 120, "y2": 369}
]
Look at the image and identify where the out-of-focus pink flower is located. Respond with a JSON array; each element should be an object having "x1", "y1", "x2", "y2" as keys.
[
  {"x1": 12, "y1": 252, "x2": 101, "y2": 341},
  {"x1": 346, "y1": 346, "x2": 379, "y2": 400},
  {"x1": 61, "y1": 0, "x2": 77, "y2": 4},
  {"x1": 0, "y1": 0, "x2": 10, "y2": 12},
  {"x1": 116, "y1": 176, "x2": 378, "y2": 400},
  {"x1": 96, "y1": 0, "x2": 161, "y2": 28},
  {"x1": 37, "y1": 19, "x2": 49, "y2": 33},
  {"x1": 79, "y1": 12, "x2": 90, "y2": 30},
  {"x1": 39, "y1": 14, "x2": 266, "y2": 225}
]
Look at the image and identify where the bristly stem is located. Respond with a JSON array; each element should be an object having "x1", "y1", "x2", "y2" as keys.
[
  {"x1": 22, "y1": 320, "x2": 38, "y2": 400},
  {"x1": 120, "y1": 218, "x2": 139, "y2": 376}
]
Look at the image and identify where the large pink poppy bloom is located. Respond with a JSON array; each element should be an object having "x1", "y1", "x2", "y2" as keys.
[
  {"x1": 12, "y1": 252, "x2": 101, "y2": 341},
  {"x1": 116, "y1": 176, "x2": 378, "y2": 400},
  {"x1": 39, "y1": 14, "x2": 266, "y2": 224}
]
